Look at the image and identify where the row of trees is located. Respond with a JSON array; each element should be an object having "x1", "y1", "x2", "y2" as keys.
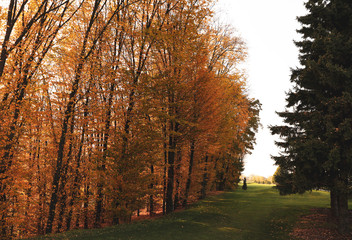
[
  {"x1": 0, "y1": 0, "x2": 260, "y2": 239},
  {"x1": 245, "y1": 175, "x2": 274, "y2": 185},
  {"x1": 271, "y1": 0, "x2": 352, "y2": 234}
]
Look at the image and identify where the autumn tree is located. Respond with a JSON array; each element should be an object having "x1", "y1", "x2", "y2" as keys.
[
  {"x1": 146, "y1": 0, "x2": 215, "y2": 213},
  {"x1": 44, "y1": 0, "x2": 133, "y2": 233},
  {"x1": 201, "y1": 24, "x2": 260, "y2": 193},
  {"x1": 0, "y1": 0, "x2": 77, "y2": 237},
  {"x1": 0, "y1": 0, "x2": 260, "y2": 238}
]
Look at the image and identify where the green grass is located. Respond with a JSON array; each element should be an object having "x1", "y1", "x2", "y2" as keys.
[{"x1": 35, "y1": 184, "x2": 346, "y2": 240}]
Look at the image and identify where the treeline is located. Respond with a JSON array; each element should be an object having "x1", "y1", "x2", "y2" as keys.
[
  {"x1": 246, "y1": 175, "x2": 274, "y2": 185},
  {"x1": 0, "y1": 0, "x2": 260, "y2": 239}
]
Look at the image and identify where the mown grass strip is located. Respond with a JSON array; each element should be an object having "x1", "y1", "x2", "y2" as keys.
[{"x1": 34, "y1": 184, "x2": 344, "y2": 240}]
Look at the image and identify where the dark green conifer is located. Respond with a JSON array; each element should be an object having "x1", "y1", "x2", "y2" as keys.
[{"x1": 271, "y1": 0, "x2": 352, "y2": 233}]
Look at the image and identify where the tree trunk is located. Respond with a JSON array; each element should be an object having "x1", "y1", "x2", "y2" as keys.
[
  {"x1": 166, "y1": 133, "x2": 176, "y2": 214},
  {"x1": 200, "y1": 155, "x2": 208, "y2": 199},
  {"x1": 83, "y1": 184, "x2": 90, "y2": 229},
  {"x1": 183, "y1": 140, "x2": 195, "y2": 206},
  {"x1": 166, "y1": 118, "x2": 178, "y2": 214},
  {"x1": 162, "y1": 123, "x2": 167, "y2": 215},
  {"x1": 331, "y1": 174, "x2": 350, "y2": 234},
  {"x1": 65, "y1": 141, "x2": 83, "y2": 230},
  {"x1": 149, "y1": 164, "x2": 155, "y2": 216},
  {"x1": 57, "y1": 116, "x2": 76, "y2": 232},
  {"x1": 217, "y1": 172, "x2": 225, "y2": 191},
  {"x1": 174, "y1": 149, "x2": 182, "y2": 209},
  {"x1": 337, "y1": 190, "x2": 349, "y2": 234},
  {"x1": 330, "y1": 190, "x2": 338, "y2": 219}
]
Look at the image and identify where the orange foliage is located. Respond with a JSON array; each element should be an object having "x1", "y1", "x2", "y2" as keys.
[{"x1": 0, "y1": 0, "x2": 260, "y2": 239}]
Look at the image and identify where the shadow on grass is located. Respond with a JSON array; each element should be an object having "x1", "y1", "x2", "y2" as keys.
[{"x1": 33, "y1": 184, "x2": 332, "y2": 240}]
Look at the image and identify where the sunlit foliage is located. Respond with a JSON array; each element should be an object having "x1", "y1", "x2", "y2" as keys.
[{"x1": 0, "y1": 0, "x2": 260, "y2": 238}]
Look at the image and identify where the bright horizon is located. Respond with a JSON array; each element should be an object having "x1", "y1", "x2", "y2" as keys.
[{"x1": 216, "y1": 0, "x2": 308, "y2": 178}]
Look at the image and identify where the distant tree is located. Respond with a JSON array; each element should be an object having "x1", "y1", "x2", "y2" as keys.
[
  {"x1": 273, "y1": 167, "x2": 296, "y2": 195},
  {"x1": 271, "y1": 0, "x2": 352, "y2": 233},
  {"x1": 266, "y1": 176, "x2": 274, "y2": 184}
]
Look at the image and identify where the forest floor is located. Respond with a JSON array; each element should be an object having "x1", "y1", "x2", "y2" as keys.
[
  {"x1": 289, "y1": 208, "x2": 352, "y2": 240},
  {"x1": 33, "y1": 184, "x2": 352, "y2": 240}
]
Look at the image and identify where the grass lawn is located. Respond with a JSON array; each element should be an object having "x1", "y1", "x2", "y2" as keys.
[{"x1": 34, "y1": 184, "x2": 346, "y2": 240}]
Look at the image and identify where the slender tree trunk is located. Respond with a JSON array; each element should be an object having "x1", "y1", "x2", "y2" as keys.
[
  {"x1": 183, "y1": 140, "x2": 195, "y2": 206},
  {"x1": 166, "y1": 134, "x2": 175, "y2": 214},
  {"x1": 36, "y1": 148, "x2": 47, "y2": 235},
  {"x1": 66, "y1": 126, "x2": 86, "y2": 230},
  {"x1": 174, "y1": 149, "x2": 182, "y2": 209},
  {"x1": 166, "y1": 117, "x2": 178, "y2": 214},
  {"x1": 162, "y1": 123, "x2": 167, "y2": 215},
  {"x1": 200, "y1": 155, "x2": 208, "y2": 199},
  {"x1": 149, "y1": 164, "x2": 155, "y2": 216},
  {"x1": 56, "y1": 191, "x2": 68, "y2": 232},
  {"x1": 66, "y1": 88, "x2": 90, "y2": 230},
  {"x1": 57, "y1": 116, "x2": 76, "y2": 232},
  {"x1": 83, "y1": 184, "x2": 90, "y2": 229},
  {"x1": 75, "y1": 211, "x2": 80, "y2": 229}
]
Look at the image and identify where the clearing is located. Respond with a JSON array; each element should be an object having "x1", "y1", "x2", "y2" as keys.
[{"x1": 34, "y1": 184, "x2": 351, "y2": 240}]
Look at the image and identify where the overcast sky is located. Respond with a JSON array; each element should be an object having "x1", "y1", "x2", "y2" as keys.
[{"x1": 216, "y1": 0, "x2": 308, "y2": 177}]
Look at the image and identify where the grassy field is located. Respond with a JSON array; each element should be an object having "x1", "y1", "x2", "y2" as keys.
[{"x1": 34, "y1": 184, "x2": 339, "y2": 240}]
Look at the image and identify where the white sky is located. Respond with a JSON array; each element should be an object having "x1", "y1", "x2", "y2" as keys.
[
  {"x1": 0, "y1": 1, "x2": 7, "y2": 7},
  {"x1": 216, "y1": 0, "x2": 308, "y2": 178}
]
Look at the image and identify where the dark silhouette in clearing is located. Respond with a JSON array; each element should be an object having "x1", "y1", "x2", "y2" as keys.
[{"x1": 242, "y1": 177, "x2": 247, "y2": 190}]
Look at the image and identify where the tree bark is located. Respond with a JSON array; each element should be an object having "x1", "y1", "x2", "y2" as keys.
[
  {"x1": 330, "y1": 190, "x2": 338, "y2": 219},
  {"x1": 162, "y1": 122, "x2": 167, "y2": 215},
  {"x1": 337, "y1": 190, "x2": 349, "y2": 234},
  {"x1": 200, "y1": 155, "x2": 208, "y2": 199},
  {"x1": 166, "y1": 118, "x2": 178, "y2": 214},
  {"x1": 149, "y1": 164, "x2": 155, "y2": 216},
  {"x1": 183, "y1": 140, "x2": 195, "y2": 206},
  {"x1": 83, "y1": 184, "x2": 90, "y2": 229},
  {"x1": 174, "y1": 149, "x2": 182, "y2": 209},
  {"x1": 166, "y1": 132, "x2": 176, "y2": 214}
]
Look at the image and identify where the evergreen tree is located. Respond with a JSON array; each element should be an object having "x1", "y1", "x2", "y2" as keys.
[{"x1": 271, "y1": 0, "x2": 352, "y2": 233}]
